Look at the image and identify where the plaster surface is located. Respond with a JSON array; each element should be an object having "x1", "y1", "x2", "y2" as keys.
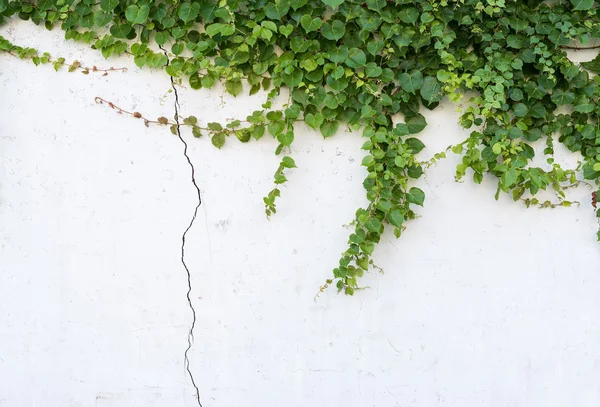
[{"x1": 1, "y1": 21, "x2": 600, "y2": 407}]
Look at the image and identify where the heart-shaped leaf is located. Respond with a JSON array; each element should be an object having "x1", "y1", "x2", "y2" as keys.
[
  {"x1": 300, "y1": 15, "x2": 322, "y2": 33},
  {"x1": 125, "y1": 4, "x2": 149, "y2": 24}
]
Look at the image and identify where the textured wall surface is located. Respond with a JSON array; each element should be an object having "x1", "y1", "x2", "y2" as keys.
[{"x1": 2, "y1": 21, "x2": 600, "y2": 407}]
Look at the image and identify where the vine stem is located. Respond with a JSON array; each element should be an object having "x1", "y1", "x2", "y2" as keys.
[{"x1": 3, "y1": 50, "x2": 127, "y2": 74}]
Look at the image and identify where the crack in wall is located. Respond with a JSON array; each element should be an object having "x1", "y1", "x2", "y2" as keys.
[{"x1": 160, "y1": 46, "x2": 203, "y2": 407}]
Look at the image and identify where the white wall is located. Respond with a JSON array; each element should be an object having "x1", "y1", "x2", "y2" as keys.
[{"x1": 1, "y1": 21, "x2": 600, "y2": 407}]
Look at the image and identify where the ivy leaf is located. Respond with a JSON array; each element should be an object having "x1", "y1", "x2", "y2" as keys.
[
  {"x1": 570, "y1": 0, "x2": 593, "y2": 10},
  {"x1": 399, "y1": 71, "x2": 424, "y2": 93},
  {"x1": 321, "y1": 0, "x2": 344, "y2": 9},
  {"x1": 407, "y1": 187, "x2": 425, "y2": 206},
  {"x1": 279, "y1": 24, "x2": 294, "y2": 37},
  {"x1": 321, "y1": 20, "x2": 345, "y2": 41},
  {"x1": 125, "y1": 4, "x2": 150, "y2": 25},
  {"x1": 406, "y1": 115, "x2": 427, "y2": 134},
  {"x1": 406, "y1": 137, "x2": 425, "y2": 154},
  {"x1": 345, "y1": 48, "x2": 366, "y2": 68},
  {"x1": 420, "y1": 76, "x2": 442, "y2": 103},
  {"x1": 93, "y1": 11, "x2": 112, "y2": 27},
  {"x1": 305, "y1": 112, "x2": 324, "y2": 129},
  {"x1": 513, "y1": 103, "x2": 529, "y2": 117},
  {"x1": 365, "y1": 62, "x2": 383, "y2": 78},
  {"x1": 581, "y1": 54, "x2": 600, "y2": 73},
  {"x1": 502, "y1": 167, "x2": 519, "y2": 188},
  {"x1": 277, "y1": 131, "x2": 294, "y2": 147},
  {"x1": 264, "y1": 1, "x2": 290, "y2": 19},
  {"x1": 550, "y1": 89, "x2": 575, "y2": 106},
  {"x1": 225, "y1": 80, "x2": 243, "y2": 96},
  {"x1": 110, "y1": 23, "x2": 133, "y2": 39},
  {"x1": 281, "y1": 156, "x2": 297, "y2": 168},
  {"x1": 178, "y1": 2, "x2": 200, "y2": 22},
  {"x1": 189, "y1": 72, "x2": 202, "y2": 90},
  {"x1": 211, "y1": 133, "x2": 226, "y2": 149},
  {"x1": 364, "y1": 216, "x2": 382, "y2": 233},
  {"x1": 387, "y1": 209, "x2": 404, "y2": 227},
  {"x1": 329, "y1": 46, "x2": 348, "y2": 64},
  {"x1": 100, "y1": 0, "x2": 118, "y2": 11},
  {"x1": 284, "y1": 104, "x2": 301, "y2": 119},
  {"x1": 320, "y1": 121, "x2": 339, "y2": 138},
  {"x1": 300, "y1": 15, "x2": 322, "y2": 33}
]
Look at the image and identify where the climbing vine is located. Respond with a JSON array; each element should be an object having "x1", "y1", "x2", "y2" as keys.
[{"x1": 2, "y1": 0, "x2": 600, "y2": 297}]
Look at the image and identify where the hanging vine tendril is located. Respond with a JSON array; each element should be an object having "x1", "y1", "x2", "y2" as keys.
[{"x1": 2, "y1": 0, "x2": 600, "y2": 295}]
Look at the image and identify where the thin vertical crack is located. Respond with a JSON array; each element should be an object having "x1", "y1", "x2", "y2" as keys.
[{"x1": 160, "y1": 45, "x2": 203, "y2": 407}]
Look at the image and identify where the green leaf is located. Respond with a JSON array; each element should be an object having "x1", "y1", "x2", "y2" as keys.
[
  {"x1": 420, "y1": 76, "x2": 442, "y2": 103},
  {"x1": 407, "y1": 187, "x2": 425, "y2": 206},
  {"x1": 192, "y1": 126, "x2": 203, "y2": 138},
  {"x1": 125, "y1": 4, "x2": 149, "y2": 25},
  {"x1": 110, "y1": 23, "x2": 132, "y2": 39},
  {"x1": 281, "y1": 156, "x2": 297, "y2": 168},
  {"x1": 284, "y1": 104, "x2": 301, "y2": 119},
  {"x1": 264, "y1": 1, "x2": 290, "y2": 19},
  {"x1": 593, "y1": 163, "x2": 600, "y2": 172},
  {"x1": 305, "y1": 112, "x2": 324, "y2": 129},
  {"x1": 406, "y1": 115, "x2": 427, "y2": 134},
  {"x1": 93, "y1": 10, "x2": 112, "y2": 27},
  {"x1": 321, "y1": 0, "x2": 344, "y2": 9},
  {"x1": 225, "y1": 80, "x2": 243, "y2": 96},
  {"x1": 178, "y1": 2, "x2": 200, "y2": 22},
  {"x1": 399, "y1": 71, "x2": 423, "y2": 93},
  {"x1": 100, "y1": 0, "x2": 118, "y2": 11},
  {"x1": 570, "y1": 0, "x2": 593, "y2": 10},
  {"x1": 279, "y1": 24, "x2": 294, "y2": 37},
  {"x1": 406, "y1": 137, "x2": 425, "y2": 154},
  {"x1": 361, "y1": 155, "x2": 375, "y2": 167},
  {"x1": 502, "y1": 167, "x2": 519, "y2": 188},
  {"x1": 582, "y1": 54, "x2": 600, "y2": 73},
  {"x1": 211, "y1": 133, "x2": 226, "y2": 149},
  {"x1": 320, "y1": 121, "x2": 339, "y2": 138},
  {"x1": 345, "y1": 48, "x2": 366, "y2": 68},
  {"x1": 551, "y1": 89, "x2": 575, "y2": 106},
  {"x1": 513, "y1": 103, "x2": 528, "y2": 117},
  {"x1": 394, "y1": 156, "x2": 406, "y2": 167},
  {"x1": 321, "y1": 20, "x2": 345, "y2": 41},
  {"x1": 277, "y1": 130, "x2": 294, "y2": 146},
  {"x1": 364, "y1": 216, "x2": 382, "y2": 233},
  {"x1": 208, "y1": 122, "x2": 222, "y2": 131},
  {"x1": 365, "y1": 62, "x2": 383, "y2": 78},
  {"x1": 300, "y1": 15, "x2": 322, "y2": 33},
  {"x1": 329, "y1": 46, "x2": 348, "y2": 64},
  {"x1": 189, "y1": 73, "x2": 202, "y2": 90},
  {"x1": 387, "y1": 209, "x2": 404, "y2": 227}
]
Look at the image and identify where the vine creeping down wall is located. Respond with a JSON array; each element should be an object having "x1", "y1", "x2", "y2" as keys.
[{"x1": 2, "y1": 0, "x2": 600, "y2": 297}]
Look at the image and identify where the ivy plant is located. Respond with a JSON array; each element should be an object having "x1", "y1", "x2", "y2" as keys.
[{"x1": 2, "y1": 0, "x2": 600, "y2": 297}]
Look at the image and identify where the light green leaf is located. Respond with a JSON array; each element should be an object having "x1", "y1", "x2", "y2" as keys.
[
  {"x1": 300, "y1": 15, "x2": 322, "y2": 33},
  {"x1": 281, "y1": 156, "x2": 297, "y2": 168},
  {"x1": 225, "y1": 80, "x2": 243, "y2": 96},
  {"x1": 125, "y1": 4, "x2": 149, "y2": 25},
  {"x1": 305, "y1": 112, "x2": 324, "y2": 129},
  {"x1": 211, "y1": 133, "x2": 226, "y2": 149}
]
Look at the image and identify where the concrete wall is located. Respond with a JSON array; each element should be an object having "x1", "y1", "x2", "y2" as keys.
[{"x1": 1, "y1": 21, "x2": 600, "y2": 407}]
